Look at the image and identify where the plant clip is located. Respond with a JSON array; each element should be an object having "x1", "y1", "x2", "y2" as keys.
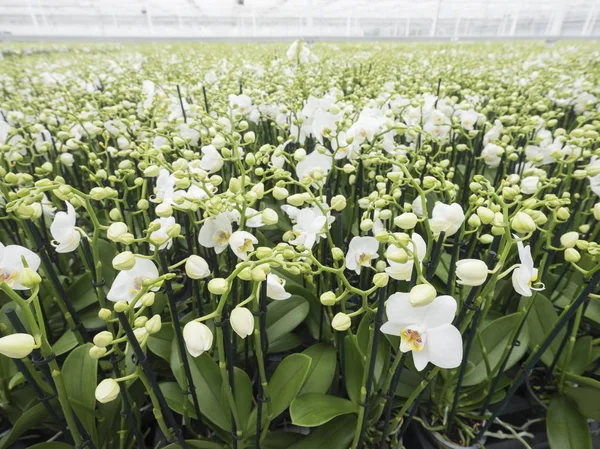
[
  {"x1": 32, "y1": 352, "x2": 56, "y2": 366},
  {"x1": 37, "y1": 392, "x2": 57, "y2": 402},
  {"x1": 75, "y1": 439, "x2": 93, "y2": 449},
  {"x1": 231, "y1": 431, "x2": 243, "y2": 441},
  {"x1": 92, "y1": 278, "x2": 106, "y2": 288},
  {"x1": 213, "y1": 317, "x2": 229, "y2": 327},
  {"x1": 424, "y1": 370, "x2": 436, "y2": 382},
  {"x1": 252, "y1": 310, "x2": 266, "y2": 317},
  {"x1": 110, "y1": 353, "x2": 126, "y2": 364},
  {"x1": 131, "y1": 353, "x2": 147, "y2": 365},
  {"x1": 257, "y1": 394, "x2": 271, "y2": 403}
]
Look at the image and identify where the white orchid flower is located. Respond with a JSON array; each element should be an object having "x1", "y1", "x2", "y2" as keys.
[
  {"x1": 481, "y1": 143, "x2": 504, "y2": 168},
  {"x1": 229, "y1": 231, "x2": 258, "y2": 260},
  {"x1": 346, "y1": 236, "x2": 379, "y2": 274},
  {"x1": 153, "y1": 169, "x2": 175, "y2": 204},
  {"x1": 385, "y1": 233, "x2": 426, "y2": 281},
  {"x1": 296, "y1": 151, "x2": 332, "y2": 186},
  {"x1": 199, "y1": 145, "x2": 223, "y2": 173},
  {"x1": 511, "y1": 240, "x2": 543, "y2": 297},
  {"x1": 50, "y1": 202, "x2": 81, "y2": 253},
  {"x1": 429, "y1": 202, "x2": 465, "y2": 237},
  {"x1": 289, "y1": 207, "x2": 328, "y2": 249},
  {"x1": 149, "y1": 216, "x2": 176, "y2": 251},
  {"x1": 266, "y1": 273, "x2": 291, "y2": 300},
  {"x1": 520, "y1": 176, "x2": 541, "y2": 195},
  {"x1": 198, "y1": 213, "x2": 233, "y2": 254},
  {"x1": 381, "y1": 293, "x2": 463, "y2": 371},
  {"x1": 0, "y1": 243, "x2": 41, "y2": 290},
  {"x1": 107, "y1": 257, "x2": 159, "y2": 307},
  {"x1": 459, "y1": 108, "x2": 479, "y2": 130},
  {"x1": 244, "y1": 207, "x2": 264, "y2": 228}
]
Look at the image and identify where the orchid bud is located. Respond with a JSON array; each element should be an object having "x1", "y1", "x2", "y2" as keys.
[
  {"x1": 565, "y1": 248, "x2": 581, "y2": 263},
  {"x1": 208, "y1": 278, "x2": 228, "y2": 295},
  {"x1": 112, "y1": 251, "x2": 136, "y2": 270},
  {"x1": 409, "y1": 284, "x2": 436, "y2": 307},
  {"x1": 477, "y1": 207, "x2": 495, "y2": 225},
  {"x1": 373, "y1": 273, "x2": 389, "y2": 288},
  {"x1": 594, "y1": 203, "x2": 600, "y2": 221},
  {"x1": 394, "y1": 212, "x2": 418, "y2": 229},
  {"x1": 560, "y1": 232, "x2": 579, "y2": 249},
  {"x1": 183, "y1": 321, "x2": 213, "y2": 357},
  {"x1": 0, "y1": 333, "x2": 35, "y2": 358},
  {"x1": 19, "y1": 267, "x2": 41, "y2": 289},
  {"x1": 145, "y1": 315, "x2": 162, "y2": 334},
  {"x1": 320, "y1": 291, "x2": 336, "y2": 306},
  {"x1": 95, "y1": 379, "x2": 120, "y2": 403},
  {"x1": 455, "y1": 259, "x2": 488, "y2": 286},
  {"x1": 89, "y1": 346, "x2": 107, "y2": 359},
  {"x1": 511, "y1": 212, "x2": 536, "y2": 234},
  {"x1": 331, "y1": 195, "x2": 347, "y2": 211},
  {"x1": 332, "y1": 247, "x2": 344, "y2": 260},
  {"x1": 155, "y1": 203, "x2": 173, "y2": 218},
  {"x1": 262, "y1": 208, "x2": 278, "y2": 225},
  {"x1": 93, "y1": 331, "x2": 113, "y2": 348},
  {"x1": 107, "y1": 222, "x2": 128, "y2": 242},
  {"x1": 230, "y1": 308, "x2": 254, "y2": 339},
  {"x1": 273, "y1": 186, "x2": 289, "y2": 200},
  {"x1": 185, "y1": 255, "x2": 210, "y2": 279},
  {"x1": 331, "y1": 313, "x2": 351, "y2": 331},
  {"x1": 98, "y1": 308, "x2": 112, "y2": 321},
  {"x1": 141, "y1": 292, "x2": 155, "y2": 307}
]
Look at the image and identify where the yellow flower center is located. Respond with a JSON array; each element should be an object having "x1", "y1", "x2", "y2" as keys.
[
  {"x1": 214, "y1": 230, "x2": 230, "y2": 245},
  {"x1": 528, "y1": 272, "x2": 538, "y2": 286},
  {"x1": 238, "y1": 238, "x2": 254, "y2": 253},
  {"x1": 400, "y1": 328, "x2": 424, "y2": 352},
  {"x1": 129, "y1": 277, "x2": 144, "y2": 294},
  {"x1": 0, "y1": 271, "x2": 17, "y2": 286},
  {"x1": 358, "y1": 253, "x2": 371, "y2": 266}
]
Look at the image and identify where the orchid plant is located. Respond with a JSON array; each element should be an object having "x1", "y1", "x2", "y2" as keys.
[{"x1": 0, "y1": 40, "x2": 599, "y2": 449}]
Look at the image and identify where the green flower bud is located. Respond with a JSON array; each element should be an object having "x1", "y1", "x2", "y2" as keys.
[
  {"x1": 320, "y1": 291, "x2": 337, "y2": 306},
  {"x1": 565, "y1": 248, "x2": 581, "y2": 263},
  {"x1": 331, "y1": 312, "x2": 351, "y2": 331},
  {"x1": 208, "y1": 278, "x2": 229, "y2": 295},
  {"x1": 560, "y1": 232, "x2": 579, "y2": 249},
  {"x1": 409, "y1": 284, "x2": 436, "y2": 307},
  {"x1": 511, "y1": 211, "x2": 536, "y2": 234}
]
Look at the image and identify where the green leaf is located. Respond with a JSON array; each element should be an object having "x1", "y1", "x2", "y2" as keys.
[
  {"x1": 8, "y1": 372, "x2": 25, "y2": 390},
  {"x1": 299, "y1": 344, "x2": 336, "y2": 395},
  {"x1": 98, "y1": 239, "x2": 118, "y2": 287},
  {"x1": 246, "y1": 353, "x2": 312, "y2": 435},
  {"x1": 52, "y1": 329, "x2": 77, "y2": 356},
  {"x1": 26, "y1": 443, "x2": 74, "y2": 449},
  {"x1": 147, "y1": 323, "x2": 174, "y2": 362},
  {"x1": 547, "y1": 396, "x2": 591, "y2": 449},
  {"x1": 565, "y1": 386, "x2": 600, "y2": 421},
  {"x1": 0, "y1": 402, "x2": 52, "y2": 449},
  {"x1": 266, "y1": 295, "x2": 309, "y2": 342},
  {"x1": 170, "y1": 339, "x2": 230, "y2": 430},
  {"x1": 68, "y1": 273, "x2": 98, "y2": 312},
  {"x1": 62, "y1": 343, "x2": 98, "y2": 444},
  {"x1": 524, "y1": 294, "x2": 564, "y2": 367},
  {"x1": 163, "y1": 440, "x2": 225, "y2": 449},
  {"x1": 290, "y1": 393, "x2": 357, "y2": 427},
  {"x1": 564, "y1": 336, "x2": 592, "y2": 376},
  {"x1": 288, "y1": 414, "x2": 357, "y2": 449},
  {"x1": 344, "y1": 335, "x2": 364, "y2": 404},
  {"x1": 222, "y1": 367, "x2": 253, "y2": 432},
  {"x1": 286, "y1": 284, "x2": 332, "y2": 342},
  {"x1": 263, "y1": 431, "x2": 305, "y2": 448},
  {"x1": 462, "y1": 313, "x2": 529, "y2": 387},
  {"x1": 268, "y1": 332, "x2": 303, "y2": 354},
  {"x1": 160, "y1": 381, "x2": 196, "y2": 418}
]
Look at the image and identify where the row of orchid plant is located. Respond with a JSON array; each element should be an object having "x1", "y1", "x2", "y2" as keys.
[{"x1": 0, "y1": 40, "x2": 599, "y2": 449}]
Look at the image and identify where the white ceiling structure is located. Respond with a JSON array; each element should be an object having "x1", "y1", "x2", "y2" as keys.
[{"x1": 0, "y1": 0, "x2": 598, "y2": 39}]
